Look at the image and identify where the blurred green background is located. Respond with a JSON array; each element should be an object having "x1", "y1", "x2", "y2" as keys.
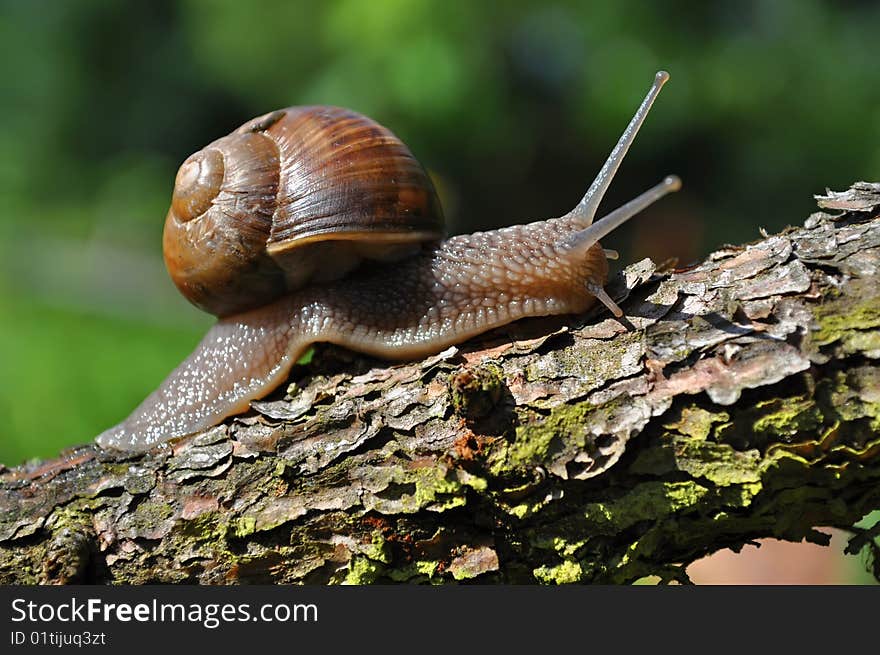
[{"x1": 0, "y1": 0, "x2": 877, "y2": 584}]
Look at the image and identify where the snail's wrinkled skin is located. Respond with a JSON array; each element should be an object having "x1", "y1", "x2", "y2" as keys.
[{"x1": 97, "y1": 72, "x2": 678, "y2": 451}]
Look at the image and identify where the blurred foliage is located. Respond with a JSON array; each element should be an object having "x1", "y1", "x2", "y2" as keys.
[{"x1": 1, "y1": 0, "x2": 879, "y2": 469}]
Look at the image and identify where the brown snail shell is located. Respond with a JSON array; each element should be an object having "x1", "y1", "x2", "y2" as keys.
[{"x1": 163, "y1": 106, "x2": 444, "y2": 317}]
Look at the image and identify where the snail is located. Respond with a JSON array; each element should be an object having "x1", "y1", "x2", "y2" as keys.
[{"x1": 97, "y1": 71, "x2": 680, "y2": 452}]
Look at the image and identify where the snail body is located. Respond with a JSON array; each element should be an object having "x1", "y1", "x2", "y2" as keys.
[{"x1": 97, "y1": 72, "x2": 679, "y2": 451}]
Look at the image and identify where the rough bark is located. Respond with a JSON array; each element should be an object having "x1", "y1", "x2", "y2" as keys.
[{"x1": 2, "y1": 182, "x2": 880, "y2": 585}]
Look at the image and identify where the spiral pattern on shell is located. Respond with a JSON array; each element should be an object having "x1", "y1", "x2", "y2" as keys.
[{"x1": 162, "y1": 106, "x2": 444, "y2": 317}]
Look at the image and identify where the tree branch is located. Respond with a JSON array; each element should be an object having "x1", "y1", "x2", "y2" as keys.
[{"x1": 2, "y1": 182, "x2": 880, "y2": 584}]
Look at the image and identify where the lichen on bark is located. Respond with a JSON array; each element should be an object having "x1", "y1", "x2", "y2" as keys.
[{"x1": 1, "y1": 182, "x2": 879, "y2": 585}]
